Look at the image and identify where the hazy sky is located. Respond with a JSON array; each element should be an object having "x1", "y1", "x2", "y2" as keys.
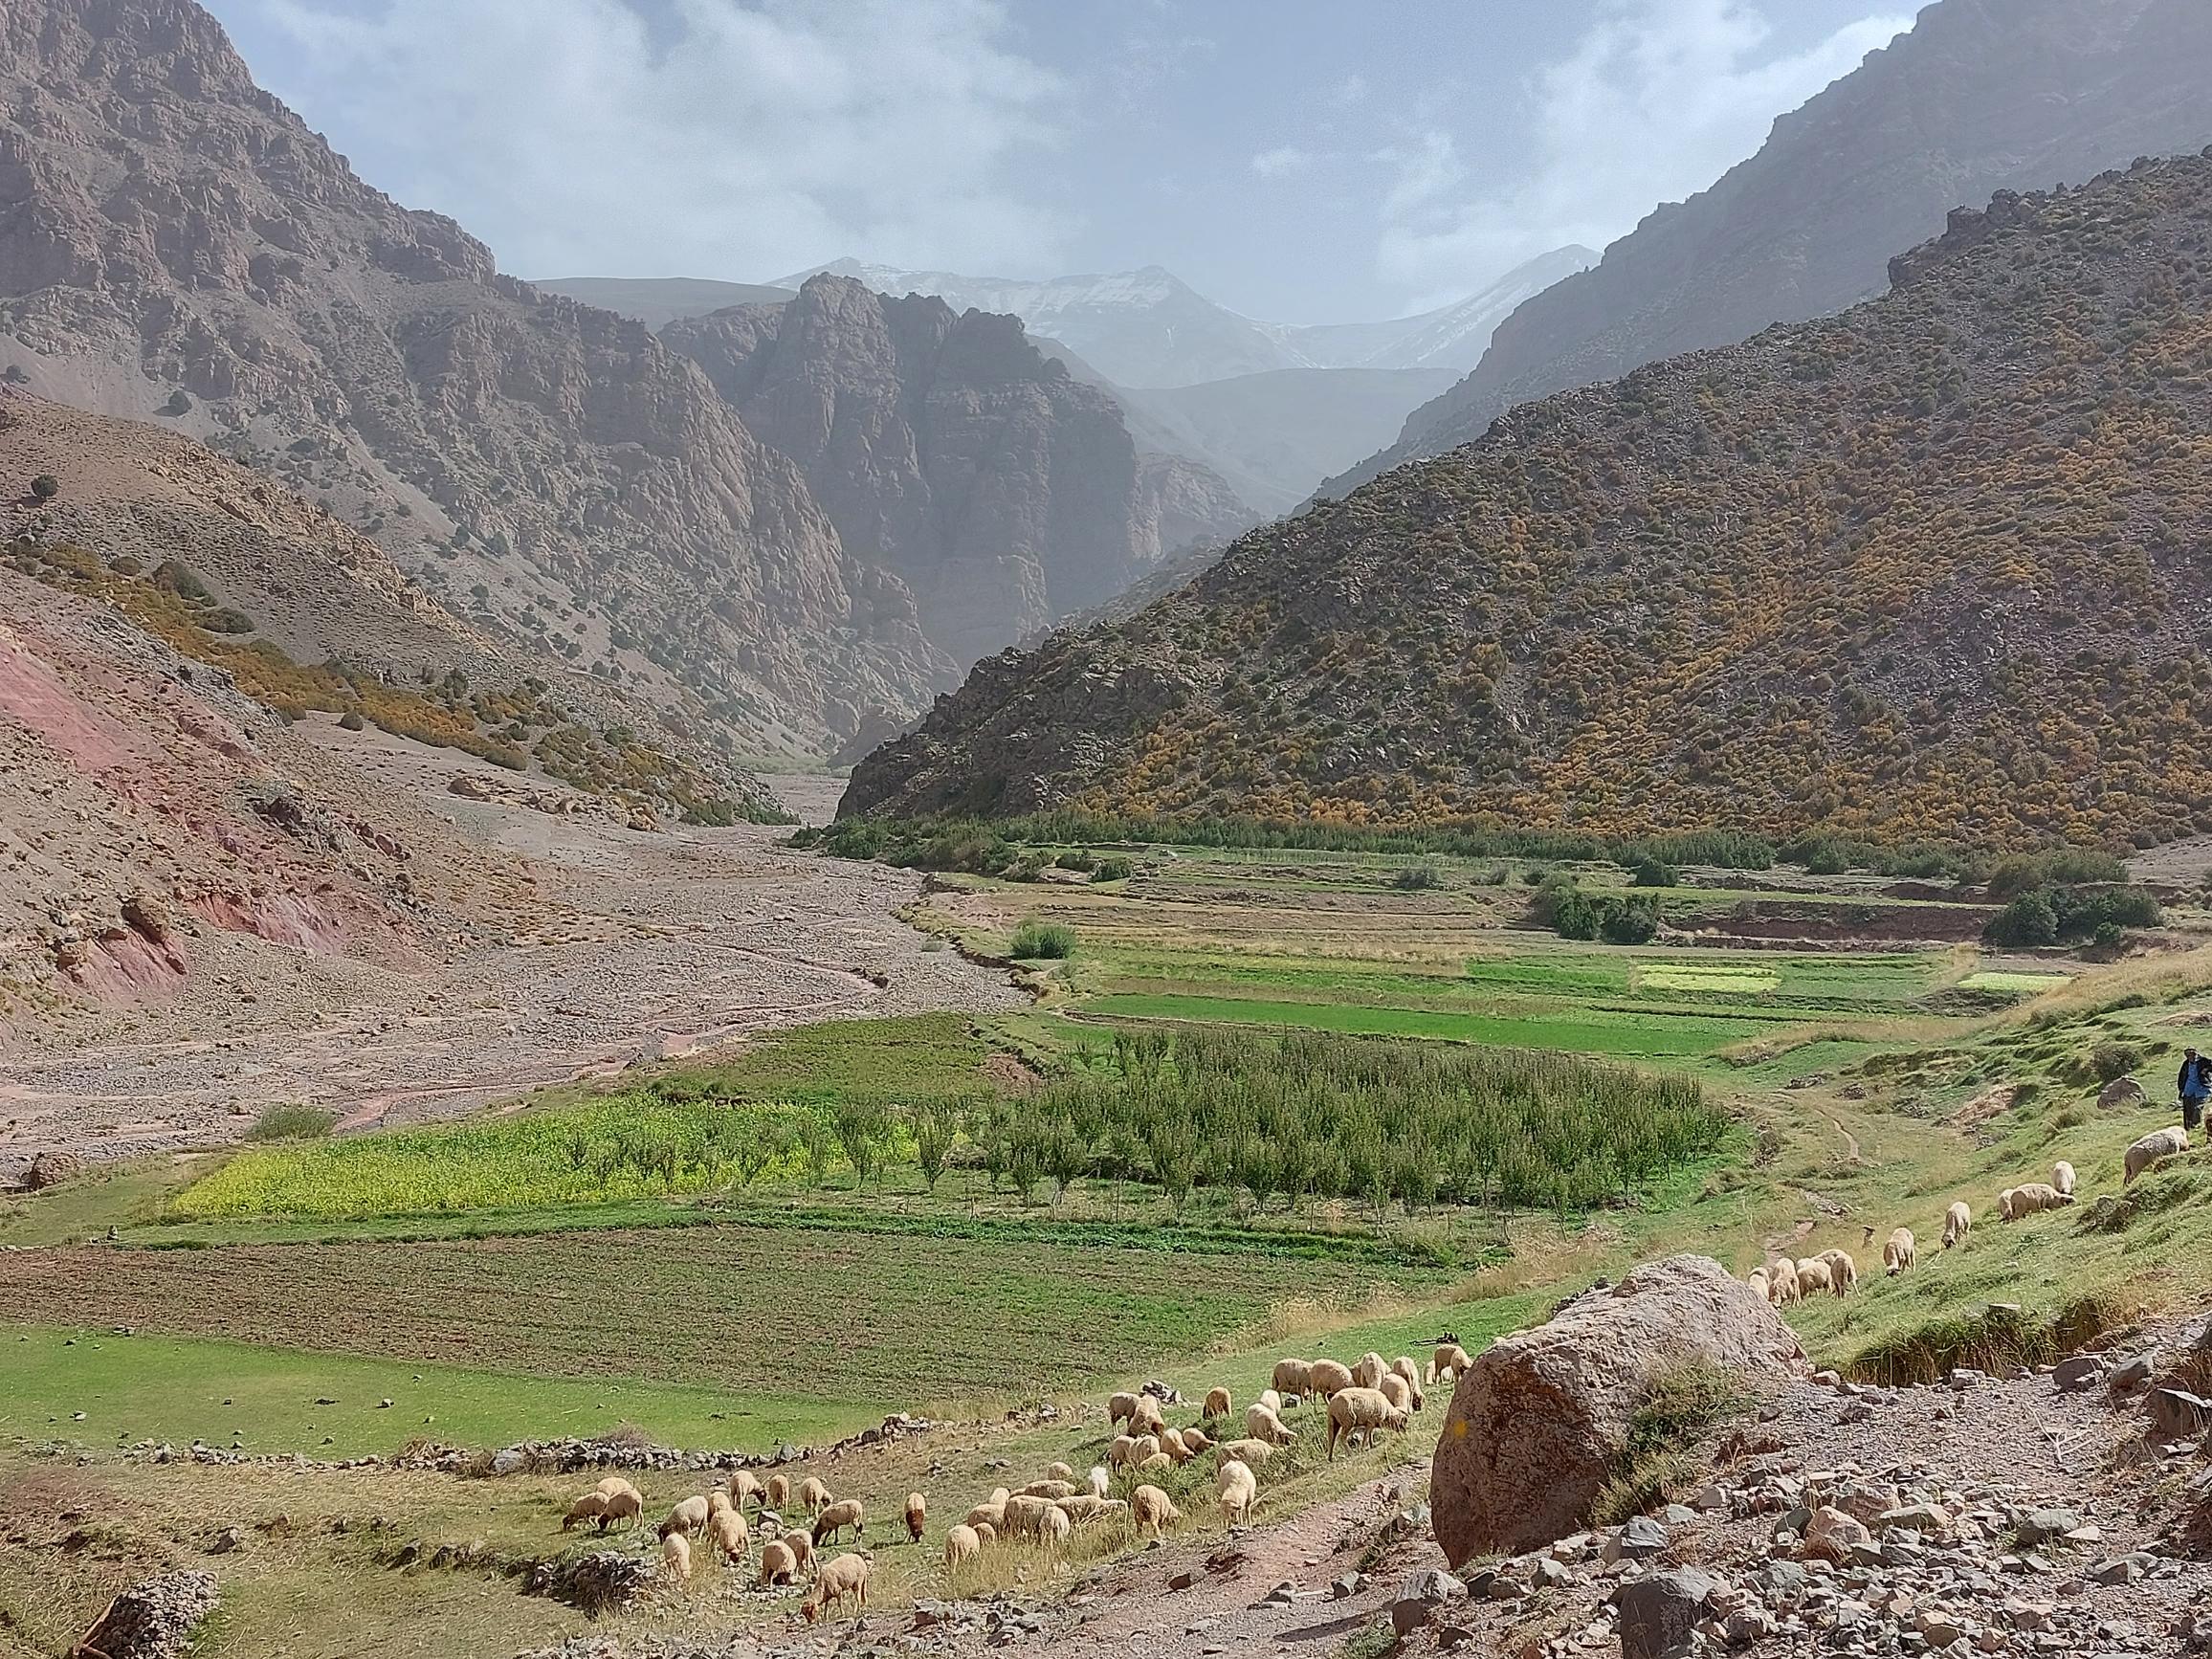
[{"x1": 208, "y1": 0, "x2": 1916, "y2": 323}]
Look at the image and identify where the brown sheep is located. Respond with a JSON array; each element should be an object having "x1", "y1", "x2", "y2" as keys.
[
  {"x1": 593, "y1": 1474, "x2": 641, "y2": 1501},
  {"x1": 1037, "y1": 1505, "x2": 1072, "y2": 1553},
  {"x1": 1001, "y1": 1493, "x2": 1058, "y2": 1540},
  {"x1": 1307, "y1": 1359, "x2": 1355, "y2": 1399},
  {"x1": 756, "y1": 1538, "x2": 798, "y2": 1588},
  {"x1": 1202, "y1": 1385, "x2": 1233, "y2": 1421},
  {"x1": 1272, "y1": 1358, "x2": 1313, "y2": 1402},
  {"x1": 1324, "y1": 1385, "x2": 1407, "y2": 1460},
  {"x1": 1245, "y1": 1403, "x2": 1294, "y2": 1445},
  {"x1": 1107, "y1": 1433, "x2": 1139, "y2": 1469},
  {"x1": 1019, "y1": 1479, "x2": 1076, "y2": 1499},
  {"x1": 905, "y1": 1491, "x2": 927, "y2": 1543},
  {"x1": 562, "y1": 1492, "x2": 608, "y2": 1532},
  {"x1": 802, "y1": 1553, "x2": 869, "y2": 1625},
  {"x1": 1214, "y1": 1438, "x2": 1275, "y2": 1469},
  {"x1": 1131, "y1": 1483, "x2": 1181, "y2": 1540},
  {"x1": 1136, "y1": 1452, "x2": 1174, "y2": 1474},
  {"x1": 1352, "y1": 1351, "x2": 1387, "y2": 1390},
  {"x1": 1815, "y1": 1249, "x2": 1857, "y2": 1294},
  {"x1": 727, "y1": 1470, "x2": 763, "y2": 1509},
  {"x1": 1056, "y1": 1493, "x2": 1123, "y2": 1525},
  {"x1": 1107, "y1": 1391, "x2": 1141, "y2": 1427},
  {"x1": 1377, "y1": 1372, "x2": 1414, "y2": 1413},
  {"x1": 785, "y1": 1530, "x2": 816, "y2": 1577},
  {"x1": 811, "y1": 1497, "x2": 864, "y2": 1546},
  {"x1": 764, "y1": 1473, "x2": 789, "y2": 1511},
  {"x1": 1427, "y1": 1343, "x2": 1471, "y2": 1385},
  {"x1": 708, "y1": 1506, "x2": 748, "y2": 1562},
  {"x1": 658, "y1": 1494, "x2": 710, "y2": 1539},
  {"x1": 1180, "y1": 1426, "x2": 1213, "y2": 1454},
  {"x1": 1129, "y1": 1396, "x2": 1167, "y2": 1438},
  {"x1": 598, "y1": 1487, "x2": 641, "y2": 1531},
  {"x1": 1045, "y1": 1461, "x2": 1074, "y2": 1482}
]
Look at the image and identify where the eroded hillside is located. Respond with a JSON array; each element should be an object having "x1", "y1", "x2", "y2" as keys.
[{"x1": 849, "y1": 157, "x2": 2212, "y2": 849}]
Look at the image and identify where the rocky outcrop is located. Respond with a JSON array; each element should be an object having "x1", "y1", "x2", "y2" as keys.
[
  {"x1": 1429, "y1": 1256, "x2": 1805, "y2": 1563},
  {"x1": 70, "y1": 1570, "x2": 218, "y2": 1659},
  {"x1": 664, "y1": 276, "x2": 1248, "y2": 669},
  {"x1": 1327, "y1": 0, "x2": 2212, "y2": 498},
  {"x1": 846, "y1": 156, "x2": 2212, "y2": 850},
  {"x1": 0, "y1": 0, "x2": 949, "y2": 754}
]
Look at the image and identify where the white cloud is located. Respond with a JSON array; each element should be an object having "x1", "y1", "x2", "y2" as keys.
[
  {"x1": 243, "y1": 0, "x2": 1070, "y2": 280},
  {"x1": 1250, "y1": 145, "x2": 1314, "y2": 179},
  {"x1": 1375, "y1": 0, "x2": 1913, "y2": 308},
  {"x1": 1331, "y1": 73, "x2": 1370, "y2": 107}
]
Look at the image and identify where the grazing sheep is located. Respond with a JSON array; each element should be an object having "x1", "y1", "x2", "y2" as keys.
[
  {"x1": 709, "y1": 1506, "x2": 748, "y2": 1563},
  {"x1": 1203, "y1": 1386, "x2": 1233, "y2": 1421},
  {"x1": 2002, "y1": 1181, "x2": 2071, "y2": 1218},
  {"x1": 1389, "y1": 1356, "x2": 1420, "y2": 1389},
  {"x1": 562, "y1": 1492, "x2": 609, "y2": 1532},
  {"x1": 599, "y1": 1487, "x2": 642, "y2": 1530},
  {"x1": 1131, "y1": 1484, "x2": 1181, "y2": 1540},
  {"x1": 1352, "y1": 1351, "x2": 1386, "y2": 1391},
  {"x1": 1941, "y1": 1200, "x2": 1972, "y2": 1249},
  {"x1": 756, "y1": 1539, "x2": 798, "y2": 1588},
  {"x1": 972, "y1": 1521, "x2": 996, "y2": 1547},
  {"x1": 811, "y1": 1497, "x2": 864, "y2": 1547},
  {"x1": 1180, "y1": 1427, "x2": 1213, "y2": 1454},
  {"x1": 1087, "y1": 1466, "x2": 1110, "y2": 1500},
  {"x1": 1137, "y1": 1452, "x2": 1174, "y2": 1473},
  {"x1": 905, "y1": 1492, "x2": 926, "y2": 1544},
  {"x1": 801, "y1": 1553, "x2": 869, "y2": 1625},
  {"x1": 1308, "y1": 1359, "x2": 1355, "y2": 1399},
  {"x1": 1428, "y1": 1343, "x2": 1471, "y2": 1385},
  {"x1": 1045, "y1": 1461, "x2": 1074, "y2": 1483},
  {"x1": 593, "y1": 1474, "x2": 641, "y2": 1502},
  {"x1": 1257, "y1": 1388, "x2": 1283, "y2": 1414},
  {"x1": 1272, "y1": 1359, "x2": 1313, "y2": 1402},
  {"x1": 796, "y1": 1476, "x2": 832, "y2": 1516},
  {"x1": 727, "y1": 1470, "x2": 763, "y2": 1509},
  {"x1": 1019, "y1": 1479, "x2": 1076, "y2": 1499},
  {"x1": 1882, "y1": 1228, "x2": 1915, "y2": 1276},
  {"x1": 1217, "y1": 1458, "x2": 1257, "y2": 1526},
  {"x1": 765, "y1": 1473, "x2": 789, "y2": 1511},
  {"x1": 1107, "y1": 1391, "x2": 1141, "y2": 1427},
  {"x1": 943, "y1": 1523, "x2": 982, "y2": 1573},
  {"x1": 1766, "y1": 1257, "x2": 1801, "y2": 1305},
  {"x1": 1037, "y1": 1506, "x2": 1073, "y2": 1553},
  {"x1": 1108, "y1": 1434, "x2": 1139, "y2": 1469},
  {"x1": 1246, "y1": 1403, "x2": 1294, "y2": 1445},
  {"x1": 1129, "y1": 1396, "x2": 1166, "y2": 1438},
  {"x1": 1746, "y1": 1266, "x2": 1771, "y2": 1304},
  {"x1": 1794, "y1": 1258, "x2": 1832, "y2": 1297},
  {"x1": 2052, "y1": 1160, "x2": 2076, "y2": 1198},
  {"x1": 1816, "y1": 1249, "x2": 1857, "y2": 1294},
  {"x1": 1057, "y1": 1493, "x2": 1123, "y2": 1526},
  {"x1": 2126, "y1": 1125, "x2": 2190, "y2": 1185},
  {"x1": 964, "y1": 1498, "x2": 1006, "y2": 1532},
  {"x1": 1378, "y1": 1373, "x2": 1415, "y2": 1413},
  {"x1": 1132, "y1": 1434, "x2": 1162, "y2": 1463},
  {"x1": 662, "y1": 1530, "x2": 693, "y2": 1583},
  {"x1": 707, "y1": 1488, "x2": 733, "y2": 1516},
  {"x1": 659, "y1": 1495, "x2": 710, "y2": 1540},
  {"x1": 1215, "y1": 1438, "x2": 1276, "y2": 1469},
  {"x1": 785, "y1": 1530, "x2": 815, "y2": 1577},
  {"x1": 1001, "y1": 1494, "x2": 1058, "y2": 1540},
  {"x1": 1157, "y1": 1427, "x2": 1190, "y2": 1463},
  {"x1": 1324, "y1": 1385, "x2": 1408, "y2": 1461}
]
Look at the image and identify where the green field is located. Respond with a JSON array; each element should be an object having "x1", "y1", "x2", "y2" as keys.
[{"x1": 1080, "y1": 991, "x2": 1772, "y2": 1056}]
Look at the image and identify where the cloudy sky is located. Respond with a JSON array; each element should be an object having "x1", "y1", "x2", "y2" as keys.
[{"x1": 207, "y1": 0, "x2": 1916, "y2": 323}]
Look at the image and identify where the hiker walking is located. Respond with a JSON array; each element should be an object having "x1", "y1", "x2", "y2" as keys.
[{"x1": 2179, "y1": 1047, "x2": 2211, "y2": 1132}]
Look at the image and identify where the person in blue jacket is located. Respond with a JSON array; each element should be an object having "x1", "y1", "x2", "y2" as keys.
[{"x1": 2179, "y1": 1047, "x2": 2211, "y2": 1132}]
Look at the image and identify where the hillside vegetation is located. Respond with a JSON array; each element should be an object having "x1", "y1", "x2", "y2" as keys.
[{"x1": 850, "y1": 156, "x2": 2212, "y2": 850}]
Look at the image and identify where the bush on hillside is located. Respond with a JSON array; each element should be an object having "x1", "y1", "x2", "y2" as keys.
[{"x1": 1008, "y1": 918, "x2": 1075, "y2": 960}]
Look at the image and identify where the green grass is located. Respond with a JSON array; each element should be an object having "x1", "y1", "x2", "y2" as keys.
[
  {"x1": 1079, "y1": 992, "x2": 1771, "y2": 1056},
  {"x1": 1958, "y1": 970, "x2": 2072, "y2": 993},
  {"x1": 0, "y1": 1326, "x2": 868, "y2": 1458}
]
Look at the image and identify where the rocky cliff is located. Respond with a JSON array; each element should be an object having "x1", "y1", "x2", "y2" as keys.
[
  {"x1": 847, "y1": 155, "x2": 2212, "y2": 851},
  {"x1": 665, "y1": 276, "x2": 1247, "y2": 669},
  {"x1": 0, "y1": 0, "x2": 951, "y2": 757},
  {"x1": 1325, "y1": 0, "x2": 2212, "y2": 498}
]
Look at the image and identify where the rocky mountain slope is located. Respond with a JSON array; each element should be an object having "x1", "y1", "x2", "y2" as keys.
[
  {"x1": 1325, "y1": 0, "x2": 2212, "y2": 500},
  {"x1": 530, "y1": 276, "x2": 797, "y2": 329},
  {"x1": 0, "y1": 0, "x2": 952, "y2": 759},
  {"x1": 847, "y1": 155, "x2": 2212, "y2": 849},
  {"x1": 662, "y1": 276, "x2": 1249, "y2": 669}
]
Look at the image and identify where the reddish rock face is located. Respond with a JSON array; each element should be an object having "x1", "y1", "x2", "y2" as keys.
[{"x1": 1430, "y1": 1255, "x2": 1807, "y2": 1564}]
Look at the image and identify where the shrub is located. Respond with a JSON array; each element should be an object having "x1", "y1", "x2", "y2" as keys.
[
  {"x1": 1629, "y1": 858, "x2": 1678, "y2": 889},
  {"x1": 1394, "y1": 863, "x2": 1445, "y2": 891},
  {"x1": 1091, "y1": 856, "x2": 1135, "y2": 882},
  {"x1": 1008, "y1": 918, "x2": 1075, "y2": 960},
  {"x1": 28, "y1": 473, "x2": 57, "y2": 502},
  {"x1": 1987, "y1": 890, "x2": 2059, "y2": 947},
  {"x1": 244, "y1": 1103, "x2": 338, "y2": 1141},
  {"x1": 337, "y1": 710, "x2": 366, "y2": 731},
  {"x1": 1592, "y1": 1360, "x2": 1750, "y2": 1525}
]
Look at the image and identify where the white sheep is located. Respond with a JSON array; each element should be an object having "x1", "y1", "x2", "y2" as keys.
[
  {"x1": 784, "y1": 1529, "x2": 815, "y2": 1577},
  {"x1": 1019, "y1": 1478, "x2": 1076, "y2": 1499},
  {"x1": 562, "y1": 1492, "x2": 608, "y2": 1532},
  {"x1": 1217, "y1": 1458, "x2": 1257, "y2": 1525},
  {"x1": 1107, "y1": 1433, "x2": 1139, "y2": 1469},
  {"x1": 1214, "y1": 1438, "x2": 1275, "y2": 1469},
  {"x1": 1131, "y1": 1484, "x2": 1181, "y2": 1540},
  {"x1": 795, "y1": 1476, "x2": 832, "y2": 1515},
  {"x1": 1001, "y1": 1494, "x2": 1058, "y2": 1539},
  {"x1": 1816, "y1": 1249, "x2": 1858, "y2": 1294},
  {"x1": 1245, "y1": 1403, "x2": 1295, "y2": 1445},
  {"x1": 1766, "y1": 1258, "x2": 1801, "y2": 1305},
  {"x1": 1351, "y1": 1351, "x2": 1386, "y2": 1390},
  {"x1": 764, "y1": 1473, "x2": 790, "y2": 1511},
  {"x1": 1086, "y1": 1465, "x2": 1110, "y2": 1499},
  {"x1": 1881, "y1": 1228, "x2": 1914, "y2": 1276},
  {"x1": 1794, "y1": 1257, "x2": 1832, "y2": 1296},
  {"x1": 2052, "y1": 1160, "x2": 2076, "y2": 1198},
  {"x1": 1941, "y1": 1201, "x2": 1972, "y2": 1249},
  {"x1": 708, "y1": 1506, "x2": 748, "y2": 1562},
  {"x1": 1324, "y1": 1385, "x2": 1407, "y2": 1460},
  {"x1": 811, "y1": 1497, "x2": 864, "y2": 1547},
  {"x1": 1271, "y1": 1359, "x2": 1313, "y2": 1402},
  {"x1": 757, "y1": 1538, "x2": 798, "y2": 1588},
  {"x1": 1307, "y1": 1359, "x2": 1355, "y2": 1399},
  {"x1": 661, "y1": 1530, "x2": 693, "y2": 1583},
  {"x1": 1107, "y1": 1391, "x2": 1141, "y2": 1426},
  {"x1": 1045, "y1": 1461, "x2": 1074, "y2": 1482},
  {"x1": 659, "y1": 1495, "x2": 710, "y2": 1539},
  {"x1": 1377, "y1": 1373, "x2": 1414, "y2": 1413},
  {"x1": 1257, "y1": 1387, "x2": 1283, "y2": 1414},
  {"x1": 943, "y1": 1523, "x2": 982, "y2": 1573},
  {"x1": 727, "y1": 1470, "x2": 763, "y2": 1509},
  {"x1": 2126, "y1": 1125, "x2": 2190, "y2": 1185},
  {"x1": 1745, "y1": 1266, "x2": 1771, "y2": 1304},
  {"x1": 1056, "y1": 1493, "x2": 1123, "y2": 1526},
  {"x1": 1037, "y1": 1505, "x2": 1072, "y2": 1554},
  {"x1": 2002, "y1": 1181, "x2": 2070, "y2": 1218},
  {"x1": 801, "y1": 1553, "x2": 869, "y2": 1625},
  {"x1": 1180, "y1": 1426, "x2": 1213, "y2": 1454}
]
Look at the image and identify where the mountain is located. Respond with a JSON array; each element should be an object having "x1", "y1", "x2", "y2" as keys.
[
  {"x1": 1324, "y1": 0, "x2": 2212, "y2": 500},
  {"x1": 846, "y1": 155, "x2": 2212, "y2": 851},
  {"x1": 771, "y1": 248, "x2": 1595, "y2": 388},
  {"x1": 0, "y1": 0, "x2": 949, "y2": 760},
  {"x1": 662, "y1": 275, "x2": 1250, "y2": 668},
  {"x1": 530, "y1": 276, "x2": 798, "y2": 329}
]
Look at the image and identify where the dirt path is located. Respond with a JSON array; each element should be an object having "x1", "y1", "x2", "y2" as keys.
[{"x1": 0, "y1": 736, "x2": 1020, "y2": 1175}]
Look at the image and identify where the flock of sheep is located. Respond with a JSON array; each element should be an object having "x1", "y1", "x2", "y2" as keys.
[
  {"x1": 1748, "y1": 1120, "x2": 2192, "y2": 1306},
  {"x1": 550, "y1": 1340, "x2": 1477, "y2": 1623}
]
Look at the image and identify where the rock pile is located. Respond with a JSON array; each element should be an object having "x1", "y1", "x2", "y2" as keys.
[{"x1": 70, "y1": 1570, "x2": 218, "y2": 1659}]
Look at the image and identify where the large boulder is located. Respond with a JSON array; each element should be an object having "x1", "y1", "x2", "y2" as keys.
[{"x1": 1430, "y1": 1254, "x2": 1807, "y2": 1563}]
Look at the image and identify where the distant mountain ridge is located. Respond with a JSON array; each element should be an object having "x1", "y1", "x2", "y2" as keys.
[
  {"x1": 532, "y1": 276, "x2": 798, "y2": 329},
  {"x1": 1324, "y1": 0, "x2": 2212, "y2": 499},
  {"x1": 846, "y1": 154, "x2": 2212, "y2": 851},
  {"x1": 769, "y1": 250, "x2": 1595, "y2": 388}
]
